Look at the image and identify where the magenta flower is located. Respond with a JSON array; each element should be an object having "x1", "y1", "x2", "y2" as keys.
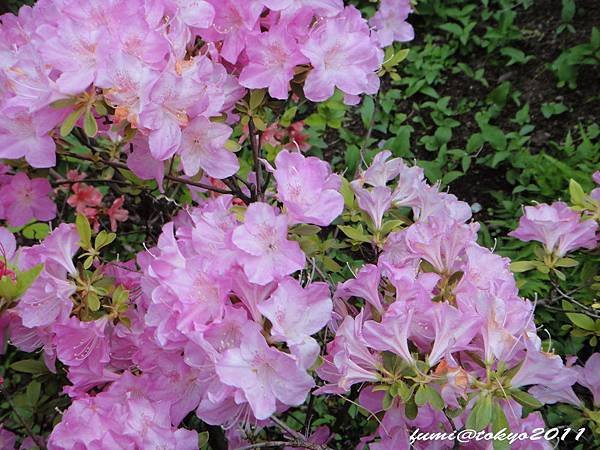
[
  {"x1": 369, "y1": 0, "x2": 414, "y2": 47},
  {"x1": 180, "y1": 116, "x2": 238, "y2": 179},
  {"x1": 0, "y1": 172, "x2": 56, "y2": 227},
  {"x1": 258, "y1": 277, "x2": 332, "y2": 368},
  {"x1": 231, "y1": 202, "x2": 305, "y2": 285},
  {"x1": 239, "y1": 25, "x2": 309, "y2": 99},
  {"x1": 509, "y1": 202, "x2": 598, "y2": 257},
  {"x1": 216, "y1": 323, "x2": 314, "y2": 420},
  {"x1": 271, "y1": 150, "x2": 344, "y2": 226},
  {"x1": 301, "y1": 6, "x2": 383, "y2": 102}
]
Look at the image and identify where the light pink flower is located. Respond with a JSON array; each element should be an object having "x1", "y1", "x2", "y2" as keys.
[
  {"x1": 216, "y1": 322, "x2": 314, "y2": 419},
  {"x1": 370, "y1": 0, "x2": 414, "y2": 47},
  {"x1": 54, "y1": 317, "x2": 111, "y2": 373},
  {"x1": 0, "y1": 172, "x2": 56, "y2": 227},
  {"x1": 258, "y1": 277, "x2": 332, "y2": 368},
  {"x1": 271, "y1": 150, "x2": 344, "y2": 226},
  {"x1": 509, "y1": 202, "x2": 598, "y2": 257},
  {"x1": 0, "y1": 110, "x2": 58, "y2": 168},
  {"x1": 231, "y1": 202, "x2": 305, "y2": 285},
  {"x1": 239, "y1": 25, "x2": 309, "y2": 99},
  {"x1": 350, "y1": 182, "x2": 393, "y2": 230},
  {"x1": 180, "y1": 116, "x2": 238, "y2": 179},
  {"x1": 301, "y1": 6, "x2": 383, "y2": 102},
  {"x1": 574, "y1": 353, "x2": 600, "y2": 407}
]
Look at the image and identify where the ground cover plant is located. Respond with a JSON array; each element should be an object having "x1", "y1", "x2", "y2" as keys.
[{"x1": 0, "y1": 0, "x2": 598, "y2": 449}]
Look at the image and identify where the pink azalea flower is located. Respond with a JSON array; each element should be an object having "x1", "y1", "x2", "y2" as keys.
[
  {"x1": 231, "y1": 202, "x2": 305, "y2": 285},
  {"x1": 369, "y1": 0, "x2": 414, "y2": 47},
  {"x1": 180, "y1": 116, "x2": 238, "y2": 179},
  {"x1": 509, "y1": 202, "x2": 598, "y2": 257},
  {"x1": 336, "y1": 264, "x2": 383, "y2": 313},
  {"x1": 201, "y1": 0, "x2": 263, "y2": 64},
  {"x1": 38, "y1": 18, "x2": 106, "y2": 94},
  {"x1": 107, "y1": 196, "x2": 129, "y2": 231},
  {"x1": 574, "y1": 353, "x2": 600, "y2": 407},
  {"x1": 54, "y1": 317, "x2": 111, "y2": 373},
  {"x1": 0, "y1": 172, "x2": 56, "y2": 227},
  {"x1": 510, "y1": 344, "x2": 578, "y2": 395},
  {"x1": 139, "y1": 64, "x2": 212, "y2": 160},
  {"x1": 301, "y1": 6, "x2": 383, "y2": 102},
  {"x1": 363, "y1": 304, "x2": 414, "y2": 364},
  {"x1": 403, "y1": 216, "x2": 478, "y2": 273},
  {"x1": 126, "y1": 135, "x2": 165, "y2": 187},
  {"x1": 215, "y1": 322, "x2": 314, "y2": 420},
  {"x1": 0, "y1": 109, "x2": 58, "y2": 168},
  {"x1": 350, "y1": 182, "x2": 393, "y2": 230},
  {"x1": 239, "y1": 25, "x2": 309, "y2": 100},
  {"x1": 271, "y1": 150, "x2": 344, "y2": 226},
  {"x1": 258, "y1": 277, "x2": 332, "y2": 368}
]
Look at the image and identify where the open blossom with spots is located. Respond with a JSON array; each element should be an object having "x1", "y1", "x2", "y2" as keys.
[
  {"x1": 0, "y1": 172, "x2": 56, "y2": 227},
  {"x1": 215, "y1": 322, "x2": 314, "y2": 420},
  {"x1": 509, "y1": 201, "x2": 598, "y2": 256},
  {"x1": 231, "y1": 202, "x2": 305, "y2": 285},
  {"x1": 301, "y1": 6, "x2": 383, "y2": 103},
  {"x1": 258, "y1": 277, "x2": 332, "y2": 368},
  {"x1": 239, "y1": 25, "x2": 309, "y2": 99},
  {"x1": 271, "y1": 150, "x2": 344, "y2": 226},
  {"x1": 180, "y1": 116, "x2": 238, "y2": 179}
]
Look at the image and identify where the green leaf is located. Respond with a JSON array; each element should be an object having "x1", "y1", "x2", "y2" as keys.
[
  {"x1": 425, "y1": 385, "x2": 445, "y2": 411},
  {"x1": 569, "y1": 179, "x2": 587, "y2": 205},
  {"x1": 405, "y1": 398, "x2": 418, "y2": 420},
  {"x1": 60, "y1": 107, "x2": 84, "y2": 137},
  {"x1": 10, "y1": 359, "x2": 48, "y2": 374},
  {"x1": 26, "y1": 381, "x2": 41, "y2": 406},
  {"x1": 87, "y1": 292, "x2": 101, "y2": 312},
  {"x1": 555, "y1": 257, "x2": 578, "y2": 268},
  {"x1": 510, "y1": 261, "x2": 538, "y2": 273},
  {"x1": 76, "y1": 213, "x2": 92, "y2": 250},
  {"x1": 83, "y1": 109, "x2": 98, "y2": 137},
  {"x1": 0, "y1": 264, "x2": 44, "y2": 302},
  {"x1": 95, "y1": 231, "x2": 116, "y2": 250},
  {"x1": 360, "y1": 96, "x2": 375, "y2": 128},
  {"x1": 249, "y1": 89, "x2": 266, "y2": 110},
  {"x1": 509, "y1": 389, "x2": 543, "y2": 409},
  {"x1": 83, "y1": 255, "x2": 94, "y2": 270},
  {"x1": 414, "y1": 385, "x2": 427, "y2": 406},
  {"x1": 480, "y1": 124, "x2": 507, "y2": 151},
  {"x1": 466, "y1": 395, "x2": 493, "y2": 431},
  {"x1": 21, "y1": 223, "x2": 50, "y2": 240},
  {"x1": 337, "y1": 225, "x2": 372, "y2": 243},
  {"x1": 492, "y1": 402, "x2": 510, "y2": 450},
  {"x1": 198, "y1": 431, "x2": 210, "y2": 448}
]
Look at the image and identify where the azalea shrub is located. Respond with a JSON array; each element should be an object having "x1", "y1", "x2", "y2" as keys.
[{"x1": 0, "y1": 1, "x2": 598, "y2": 450}]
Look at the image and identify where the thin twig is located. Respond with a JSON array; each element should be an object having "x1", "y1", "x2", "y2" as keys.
[
  {"x1": 248, "y1": 119, "x2": 263, "y2": 201},
  {"x1": 56, "y1": 150, "x2": 234, "y2": 196}
]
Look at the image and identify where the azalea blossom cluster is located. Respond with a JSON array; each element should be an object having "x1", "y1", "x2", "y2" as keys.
[
  {"x1": 0, "y1": 149, "x2": 344, "y2": 448},
  {"x1": 316, "y1": 152, "x2": 599, "y2": 449},
  {"x1": 0, "y1": 0, "x2": 412, "y2": 184}
]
